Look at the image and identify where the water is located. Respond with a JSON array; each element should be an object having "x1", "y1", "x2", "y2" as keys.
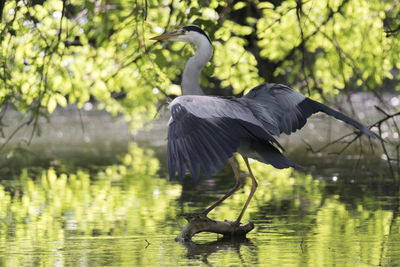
[
  {"x1": 0, "y1": 106, "x2": 399, "y2": 266},
  {"x1": 0, "y1": 143, "x2": 398, "y2": 266}
]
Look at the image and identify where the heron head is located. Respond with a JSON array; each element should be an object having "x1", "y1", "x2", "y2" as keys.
[{"x1": 150, "y1": 25, "x2": 211, "y2": 46}]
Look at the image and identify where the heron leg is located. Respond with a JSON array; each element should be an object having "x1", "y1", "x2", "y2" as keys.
[
  {"x1": 235, "y1": 156, "x2": 258, "y2": 224},
  {"x1": 201, "y1": 157, "x2": 243, "y2": 215}
]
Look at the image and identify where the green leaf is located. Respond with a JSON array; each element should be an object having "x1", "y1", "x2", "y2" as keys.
[
  {"x1": 55, "y1": 94, "x2": 67, "y2": 107},
  {"x1": 233, "y1": 2, "x2": 246, "y2": 11},
  {"x1": 47, "y1": 95, "x2": 57, "y2": 113}
]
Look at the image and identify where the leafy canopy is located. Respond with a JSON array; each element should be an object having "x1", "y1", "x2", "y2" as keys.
[{"x1": 0, "y1": 0, "x2": 399, "y2": 131}]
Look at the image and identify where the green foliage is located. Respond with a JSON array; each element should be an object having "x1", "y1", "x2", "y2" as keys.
[
  {"x1": 255, "y1": 0, "x2": 400, "y2": 98},
  {"x1": 0, "y1": 0, "x2": 399, "y2": 136},
  {"x1": 1, "y1": 0, "x2": 162, "y2": 131},
  {"x1": 148, "y1": 0, "x2": 400, "y2": 99}
]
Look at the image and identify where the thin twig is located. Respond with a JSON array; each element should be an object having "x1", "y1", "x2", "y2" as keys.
[{"x1": 144, "y1": 0, "x2": 148, "y2": 21}]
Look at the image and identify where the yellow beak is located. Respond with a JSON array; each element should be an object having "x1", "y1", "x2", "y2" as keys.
[{"x1": 150, "y1": 30, "x2": 181, "y2": 41}]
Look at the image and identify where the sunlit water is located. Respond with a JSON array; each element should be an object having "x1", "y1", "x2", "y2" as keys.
[
  {"x1": 0, "y1": 143, "x2": 398, "y2": 266},
  {"x1": 0, "y1": 103, "x2": 399, "y2": 266}
]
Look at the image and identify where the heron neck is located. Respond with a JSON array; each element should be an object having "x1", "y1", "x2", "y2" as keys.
[{"x1": 181, "y1": 42, "x2": 213, "y2": 95}]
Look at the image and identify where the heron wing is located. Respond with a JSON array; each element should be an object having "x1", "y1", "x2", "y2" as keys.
[
  {"x1": 240, "y1": 83, "x2": 381, "y2": 139},
  {"x1": 168, "y1": 96, "x2": 284, "y2": 181}
]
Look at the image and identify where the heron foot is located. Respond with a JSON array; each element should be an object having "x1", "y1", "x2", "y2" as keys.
[{"x1": 230, "y1": 219, "x2": 242, "y2": 228}]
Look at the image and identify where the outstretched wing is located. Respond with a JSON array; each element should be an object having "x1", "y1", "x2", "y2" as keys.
[
  {"x1": 240, "y1": 83, "x2": 381, "y2": 139},
  {"x1": 167, "y1": 95, "x2": 285, "y2": 181}
]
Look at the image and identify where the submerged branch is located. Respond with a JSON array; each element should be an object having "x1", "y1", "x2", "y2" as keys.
[{"x1": 176, "y1": 214, "x2": 254, "y2": 242}]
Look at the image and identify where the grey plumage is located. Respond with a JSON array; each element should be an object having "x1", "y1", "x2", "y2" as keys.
[
  {"x1": 168, "y1": 99, "x2": 289, "y2": 181},
  {"x1": 168, "y1": 83, "x2": 380, "y2": 181},
  {"x1": 151, "y1": 24, "x2": 381, "y2": 224},
  {"x1": 240, "y1": 83, "x2": 381, "y2": 138}
]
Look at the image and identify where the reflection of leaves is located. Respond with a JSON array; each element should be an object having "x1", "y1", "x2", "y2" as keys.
[
  {"x1": 0, "y1": 143, "x2": 398, "y2": 265},
  {"x1": 0, "y1": 143, "x2": 180, "y2": 241}
]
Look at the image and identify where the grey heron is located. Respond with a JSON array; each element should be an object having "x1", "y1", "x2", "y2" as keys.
[{"x1": 151, "y1": 25, "x2": 381, "y2": 224}]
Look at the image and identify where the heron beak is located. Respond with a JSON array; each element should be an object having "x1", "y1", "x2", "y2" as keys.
[{"x1": 150, "y1": 30, "x2": 182, "y2": 41}]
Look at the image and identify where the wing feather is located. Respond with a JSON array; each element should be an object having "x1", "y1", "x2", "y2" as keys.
[
  {"x1": 167, "y1": 129, "x2": 177, "y2": 180},
  {"x1": 197, "y1": 128, "x2": 229, "y2": 166},
  {"x1": 177, "y1": 138, "x2": 197, "y2": 180},
  {"x1": 167, "y1": 96, "x2": 285, "y2": 180},
  {"x1": 240, "y1": 83, "x2": 381, "y2": 139},
  {"x1": 187, "y1": 135, "x2": 213, "y2": 178}
]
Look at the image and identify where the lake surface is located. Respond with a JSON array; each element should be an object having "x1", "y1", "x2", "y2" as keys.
[{"x1": 0, "y1": 102, "x2": 399, "y2": 266}]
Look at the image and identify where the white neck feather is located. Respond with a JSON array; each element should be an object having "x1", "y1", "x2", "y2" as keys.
[{"x1": 181, "y1": 37, "x2": 213, "y2": 95}]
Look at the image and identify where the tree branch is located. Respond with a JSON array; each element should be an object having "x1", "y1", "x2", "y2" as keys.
[
  {"x1": 276, "y1": 0, "x2": 350, "y2": 67},
  {"x1": 176, "y1": 215, "x2": 254, "y2": 242}
]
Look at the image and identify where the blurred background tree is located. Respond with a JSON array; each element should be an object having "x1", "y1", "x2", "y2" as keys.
[{"x1": 0, "y1": 0, "x2": 399, "y2": 152}]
